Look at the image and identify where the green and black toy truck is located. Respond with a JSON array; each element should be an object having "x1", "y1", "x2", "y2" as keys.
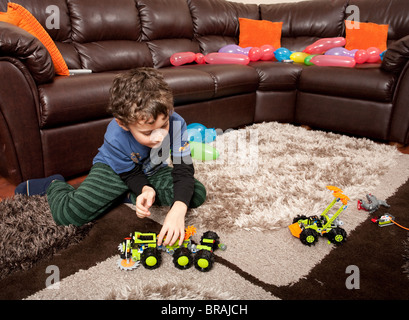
[{"x1": 117, "y1": 226, "x2": 226, "y2": 272}]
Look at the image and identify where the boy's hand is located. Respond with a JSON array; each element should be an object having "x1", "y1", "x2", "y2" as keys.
[
  {"x1": 135, "y1": 185, "x2": 156, "y2": 218},
  {"x1": 157, "y1": 201, "x2": 187, "y2": 247}
]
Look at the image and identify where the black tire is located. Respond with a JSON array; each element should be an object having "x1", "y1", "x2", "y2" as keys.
[
  {"x1": 326, "y1": 227, "x2": 347, "y2": 246},
  {"x1": 194, "y1": 249, "x2": 214, "y2": 272},
  {"x1": 299, "y1": 228, "x2": 319, "y2": 246},
  {"x1": 173, "y1": 247, "x2": 193, "y2": 270},
  {"x1": 200, "y1": 231, "x2": 220, "y2": 251},
  {"x1": 141, "y1": 247, "x2": 161, "y2": 269}
]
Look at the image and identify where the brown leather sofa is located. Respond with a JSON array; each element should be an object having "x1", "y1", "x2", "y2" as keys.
[{"x1": 1, "y1": 0, "x2": 409, "y2": 185}]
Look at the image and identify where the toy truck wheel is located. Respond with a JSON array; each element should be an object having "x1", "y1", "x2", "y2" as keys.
[
  {"x1": 173, "y1": 247, "x2": 193, "y2": 270},
  {"x1": 200, "y1": 231, "x2": 220, "y2": 251},
  {"x1": 194, "y1": 249, "x2": 214, "y2": 272},
  {"x1": 327, "y1": 227, "x2": 347, "y2": 246},
  {"x1": 299, "y1": 228, "x2": 319, "y2": 246},
  {"x1": 141, "y1": 247, "x2": 161, "y2": 270}
]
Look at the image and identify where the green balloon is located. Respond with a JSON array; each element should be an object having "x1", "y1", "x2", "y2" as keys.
[
  {"x1": 189, "y1": 141, "x2": 219, "y2": 161},
  {"x1": 304, "y1": 54, "x2": 317, "y2": 66}
]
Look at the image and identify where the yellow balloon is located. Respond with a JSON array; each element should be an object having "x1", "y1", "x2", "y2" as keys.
[{"x1": 290, "y1": 52, "x2": 309, "y2": 63}]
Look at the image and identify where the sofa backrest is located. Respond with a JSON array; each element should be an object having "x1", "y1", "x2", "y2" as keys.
[
  {"x1": 136, "y1": 0, "x2": 200, "y2": 68},
  {"x1": 2, "y1": 0, "x2": 409, "y2": 72},
  {"x1": 348, "y1": 0, "x2": 409, "y2": 47},
  {"x1": 260, "y1": 0, "x2": 348, "y2": 52},
  {"x1": 188, "y1": 0, "x2": 259, "y2": 55}
]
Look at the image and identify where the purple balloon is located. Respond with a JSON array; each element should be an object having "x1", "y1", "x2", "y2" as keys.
[
  {"x1": 219, "y1": 44, "x2": 243, "y2": 54},
  {"x1": 241, "y1": 47, "x2": 252, "y2": 55},
  {"x1": 325, "y1": 47, "x2": 358, "y2": 57}
]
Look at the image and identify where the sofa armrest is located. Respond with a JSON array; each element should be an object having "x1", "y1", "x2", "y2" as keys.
[
  {"x1": 0, "y1": 21, "x2": 54, "y2": 84},
  {"x1": 381, "y1": 35, "x2": 409, "y2": 74}
]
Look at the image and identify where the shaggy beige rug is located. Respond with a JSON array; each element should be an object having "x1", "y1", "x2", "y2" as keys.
[{"x1": 10, "y1": 122, "x2": 409, "y2": 300}]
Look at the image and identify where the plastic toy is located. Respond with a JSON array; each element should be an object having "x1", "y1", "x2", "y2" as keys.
[
  {"x1": 371, "y1": 214, "x2": 395, "y2": 227},
  {"x1": 289, "y1": 186, "x2": 350, "y2": 246},
  {"x1": 357, "y1": 194, "x2": 390, "y2": 213},
  {"x1": 117, "y1": 226, "x2": 226, "y2": 272}
]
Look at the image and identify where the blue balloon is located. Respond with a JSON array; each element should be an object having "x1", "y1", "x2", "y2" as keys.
[
  {"x1": 274, "y1": 47, "x2": 291, "y2": 62},
  {"x1": 204, "y1": 128, "x2": 217, "y2": 143},
  {"x1": 187, "y1": 123, "x2": 217, "y2": 143},
  {"x1": 187, "y1": 123, "x2": 207, "y2": 142}
]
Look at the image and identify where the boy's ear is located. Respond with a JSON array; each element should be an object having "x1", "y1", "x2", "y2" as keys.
[{"x1": 115, "y1": 118, "x2": 129, "y2": 131}]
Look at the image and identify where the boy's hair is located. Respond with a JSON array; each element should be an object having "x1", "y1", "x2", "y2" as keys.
[{"x1": 108, "y1": 67, "x2": 174, "y2": 126}]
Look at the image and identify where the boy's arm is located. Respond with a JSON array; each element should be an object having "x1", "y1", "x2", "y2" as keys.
[
  {"x1": 119, "y1": 165, "x2": 155, "y2": 196},
  {"x1": 171, "y1": 155, "x2": 195, "y2": 207}
]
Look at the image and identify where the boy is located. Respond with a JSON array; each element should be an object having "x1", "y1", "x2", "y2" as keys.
[{"x1": 15, "y1": 67, "x2": 206, "y2": 247}]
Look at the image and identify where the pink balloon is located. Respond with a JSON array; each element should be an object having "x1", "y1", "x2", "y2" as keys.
[
  {"x1": 366, "y1": 47, "x2": 381, "y2": 63},
  {"x1": 204, "y1": 53, "x2": 250, "y2": 65},
  {"x1": 195, "y1": 53, "x2": 206, "y2": 64},
  {"x1": 310, "y1": 55, "x2": 356, "y2": 68},
  {"x1": 260, "y1": 44, "x2": 275, "y2": 61},
  {"x1": 354, "y1": 49, "x2": 369, "y2": 64},
  {"x1": 248, "y1": 47, "x2": 263, "y2": 61},
  {"x1": 170, "y1": 52, "x2": 196, "y2": 66},
  {"x1": 304, "y1": 37, "x2": 346, "y2": 54}
]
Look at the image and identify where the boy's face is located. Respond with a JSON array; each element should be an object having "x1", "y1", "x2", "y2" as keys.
[{"x1": 116, "y1": 114, "x2": 170, "y2": 148}]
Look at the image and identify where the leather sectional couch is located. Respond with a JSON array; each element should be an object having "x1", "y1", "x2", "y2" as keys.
[{"x1": 1, "y1": 0, "x2": 409, "y2": 184}]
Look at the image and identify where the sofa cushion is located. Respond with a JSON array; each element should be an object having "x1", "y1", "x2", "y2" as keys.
[
  {"x1": 0, "y1": 2, "x2": 69, "y2": 76},
  {"x1": 260, "y1": 0, "x2": 347, "y2": 51},
  {"x1": 67, "y1": 0, "x2": 147, "y2": 72},
  {"x1": 38, "y1": 73, "x2": 115, "y2": 128},
  {"x1": 136, "y1": 0, "x2": 200, "y2": 68},
  {"x1": 250, "y1": 61, "x2": 304, "y2": 91},
  {"x1": 238, "y1": 18, "x2": 283, "y2": 49},
  {"x1": 344, "y1": 21, "x2": 388, "y2": 51},
  {"x1": 38, "y1": 67, "x2": 222, "y2": 127},
  {"x1": 159, "y1": 67, "x2": 216, "y2": 104},
  {"x1": 180, "y1": 64, "x2": 259, "y2": 98},
  {"x1": 188, "y1": 0, "x2": 259, "y2": 54},
  {"x1": 74, "y1": 41, "x2": 153, "y2": 72},
  {"x1": 0, "y1": 0, "x2": 79, "y2": 69},
  {"x1": 299, "y1": 66, "x2": 397, "y2": 102},
  {"x1": 348, "y1": 0, "x2": 409, "y2": 44}
]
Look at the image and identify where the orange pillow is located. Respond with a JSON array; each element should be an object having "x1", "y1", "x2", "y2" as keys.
[
  {"x1": 0, "y1": 2, "x2": 69, "y2": 76},
  {"x1": 344, "y1": 21, "x2": 388, "y2": 51},
  {"x1": 239, "y1": 17, "x2": 282, "y2": 49}
]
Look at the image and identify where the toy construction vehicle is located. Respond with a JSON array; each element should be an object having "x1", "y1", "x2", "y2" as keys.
[
  {"x1": 117, "y1": 226, "x2": 226, "y2": 272},
  {"x1": 288, "y1": 186, "x2": 349, "y2": 246}
]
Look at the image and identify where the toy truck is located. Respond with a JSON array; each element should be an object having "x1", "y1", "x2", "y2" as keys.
[
  {"x1": 288, "y1": 186, "x2": 349, "y2": 246},
  {"x1": 117, "y1": 226, "x2": 226, "y2": 272}
]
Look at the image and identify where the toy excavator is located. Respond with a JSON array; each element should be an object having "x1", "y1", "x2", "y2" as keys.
[{"x1": 289, "y1": 186, "x2": 350, "y2": 246}]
